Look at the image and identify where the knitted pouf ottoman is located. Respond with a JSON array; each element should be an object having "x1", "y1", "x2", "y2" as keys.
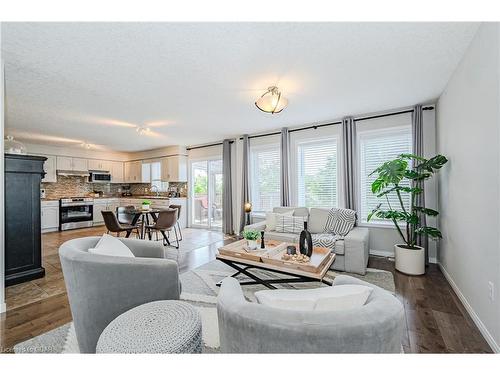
[{"x1": 96, "y1": 300, "x2": 202, "y2": 353}]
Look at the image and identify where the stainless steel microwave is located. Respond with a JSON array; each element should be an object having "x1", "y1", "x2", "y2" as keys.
[{"x1": 89, "y1": 172, "x2": 111, "y2": 183}]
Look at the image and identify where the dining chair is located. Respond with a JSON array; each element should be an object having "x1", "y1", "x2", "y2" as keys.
[
  {"x1": 169, "y1": 204, "x2": 183, "y2": 242},
  {"x1": 116, "y1": 205, "x2": 138, "y2": 225},
  {"x1": 102, "y1": 211, "x2": 140, "y2": 238},
  {"x1": 144, "y1": 208, "x2": 179, "y2": 248}
]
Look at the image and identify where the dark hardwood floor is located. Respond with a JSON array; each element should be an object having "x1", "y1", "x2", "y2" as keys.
[{"x1": 0, "y1": 227, "x2": 493, "y2": 353}]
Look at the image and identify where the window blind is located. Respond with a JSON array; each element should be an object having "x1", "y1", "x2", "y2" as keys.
[
  {"x1": 296, "y1": 138, "x2": 338, "y2": 208},
  {"x1": 250, "y1": 144, "x2": 281, "y2": 213},
  {"x1": 359, "y1": 127, "x2": 412, "y2": 224}
]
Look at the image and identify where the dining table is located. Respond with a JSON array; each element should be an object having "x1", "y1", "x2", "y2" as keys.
[{"x1": 127, "y1": 208, "x2": 161, "y2": 240}]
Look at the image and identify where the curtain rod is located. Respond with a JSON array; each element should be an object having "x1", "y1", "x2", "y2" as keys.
[{"x1": 187, "y1": 106, "x2": 435, "y2": 150}]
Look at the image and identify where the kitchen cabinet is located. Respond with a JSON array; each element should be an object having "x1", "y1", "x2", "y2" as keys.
[
  {"x1": 93, "y1": 200, "x2": 108, "y2": 225},
  {"x1": 88, "y1": 159, "x2": 111, "y2": 172},
  {"x1": 161, "y1": 155, "x2": 187, "y2": 182},
  {"x1": 56, "y1": 156, "x2": 72, "y2": 170},
  {"x1": 124, "y1": 161, "x2": 143, "y2": 183},
  {"x1": 41, "y1": 201, "x2": 59, "y2": 233},
  {"x1": 169, "y1": 198, "x2": 187, "y2": 229},
  {"x1": 111, "y1": 161, "x2": 125, "y2": 183},
  {"x1": 72, "y1": 158, "x2": 88, "y2": 171},
  {"x1": 141, "y1": 163, "x2": 151, "y2": 183},
  {"x1": 42, "y1": 155, "x2": 57, "y2": 182},
  {"x1": 93, "y1": 198, "x2": 121, "y2": 225},
  {"x1": 31, "y1": 154, "x2": 57, "y2": 183},
  {"x1": 57, "y1": 156, "x2": 88, "y2": 172}
]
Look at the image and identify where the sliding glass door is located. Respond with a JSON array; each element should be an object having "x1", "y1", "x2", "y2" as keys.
[{"x1": 190, "y1": 159, "x2": 223, "y2": 230}]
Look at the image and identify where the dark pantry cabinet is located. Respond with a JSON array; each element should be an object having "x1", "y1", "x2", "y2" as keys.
[{"x1": 4, "y1": 153, "x2": 47, "y2": 286}]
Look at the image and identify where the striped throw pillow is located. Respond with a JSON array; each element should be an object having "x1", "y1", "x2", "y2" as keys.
[
  {"x1": 275, "y1": 214, "x2": 308, "y2": 234},
  {"x1": 324, "y1": 208, "x2": 356, "y2": 236}
]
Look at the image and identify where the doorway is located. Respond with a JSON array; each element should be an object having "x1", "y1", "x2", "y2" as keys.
[{"x1": 190, "y1": 159, "x2": 223, "y2": 230}]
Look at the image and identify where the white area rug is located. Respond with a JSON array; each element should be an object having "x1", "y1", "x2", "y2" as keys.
[{"x1": 14, "y1": 260, "x2": 395, "y2": 353}]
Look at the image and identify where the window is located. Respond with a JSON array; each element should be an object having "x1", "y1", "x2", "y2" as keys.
[
  {"x1": 250, "y1": 144, "x2": 281, "y2": 213},
  {"x1": 143, "y1": 161, "x2": 168, "y2": 192},
  {"x1": 359, "y1": 126, "x2": 412, "y2": 224},
  {"x1": 296, "y1": 138, "x2": 338, "y2": 208},
  {"x1": 151, "y1": 162, "x2": 168, "y2": 192}
]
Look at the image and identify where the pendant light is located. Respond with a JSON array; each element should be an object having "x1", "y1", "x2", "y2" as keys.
[{"x1": 255, "y1": 86, "x2": 288, "y2": 114}]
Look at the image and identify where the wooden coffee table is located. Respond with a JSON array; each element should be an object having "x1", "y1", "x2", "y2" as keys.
[{"x1": 216, "y1": 239, "x2": 336, "y2": 289}]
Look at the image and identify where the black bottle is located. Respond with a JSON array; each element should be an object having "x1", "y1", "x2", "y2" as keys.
[{"x1": 299, "y1": 221, "x2": 313, "y2": 257}]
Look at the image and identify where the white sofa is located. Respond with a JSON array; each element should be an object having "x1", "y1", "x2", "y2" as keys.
[{"x1": 244, "y1": 207, "x2": 370, "y2": 275}]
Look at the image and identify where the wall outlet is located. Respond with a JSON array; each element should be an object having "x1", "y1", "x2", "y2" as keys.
[{"x1": 488, "y1": 281, "x2": 494, "y2": 301}]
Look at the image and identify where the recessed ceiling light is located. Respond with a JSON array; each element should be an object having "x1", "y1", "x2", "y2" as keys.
[{"x1": 255, "y1": 86, "x2": 288, "y2": 114}]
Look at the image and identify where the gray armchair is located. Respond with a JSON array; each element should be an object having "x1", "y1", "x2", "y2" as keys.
[
  {"x1": 217, "y1": 275, "x2": 404, "y2": 353},
  {"x1": 59, "y1": 236, "x2": 180, "y2": 353}
]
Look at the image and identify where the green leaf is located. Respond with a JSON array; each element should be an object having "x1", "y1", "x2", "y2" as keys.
[
  {"x1": 399, "y1": 153, "x2": 427, "y2": 162},
  {"x1": 367, "y1": 204, "x2": 381, "y2": 222},
  {"x1": 415, "y1": 226, "x2": 442, "y2": 239},
  {"x1": 413, "y1": 206, "x2": 439, "y2": 216},
  {"x1": 407, "y1": 213, "x2": 419, "y2": 225}
]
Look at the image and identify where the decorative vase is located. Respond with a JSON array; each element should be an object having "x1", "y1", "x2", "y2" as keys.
[
  {"x1": 247, "y1": 240, "x2": 258, "y2": 250},
  {"x1": 394, "y1": 244, "x2": 425, "y2": 275},
  {"x1": 260, "y1": 231, "x2": 266, "y2": 249},
  {"x1": 142, "y1": 204, "x2": 150, "y2": 210},
  {"x1": 299, "y1": 221, "x2": 313, "y2": 257}
]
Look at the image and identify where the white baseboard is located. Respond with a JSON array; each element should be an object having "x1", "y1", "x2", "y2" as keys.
[
  {"x1": 369, "y1": 249, "x2": 437, "y2": 264},
  {"x1": 438, "y1": 263, "x2": 500, "y2": 353}
]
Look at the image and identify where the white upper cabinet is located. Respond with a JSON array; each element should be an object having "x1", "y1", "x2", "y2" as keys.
[
  {"x1": 161, "y1": 155, "x2": 187, "y2": 182},
  {"x1": 56, "y1": 156, "x2": 72, "y2": 170},
  {"x1": 37, "y1": 154, "x2": 57, "y2": 182},
  {"x1": 57, "y1": 156, "x2": 88, "y2": 171},
  {"x1": 72, "y1": 158, "x2": 88, "y2": 171},
  {"x1": 88, "y1": 159, "x2": 111, "y2": 172},
  {"x1": 111, "y1": 161, "x2": 124, "y2": 183},
  {"x1": 141, "y1": 163, "x2": 151, "y2": 183},
  {"x1": 124, "y1": 161, "x2": 142, "y2": 183}
]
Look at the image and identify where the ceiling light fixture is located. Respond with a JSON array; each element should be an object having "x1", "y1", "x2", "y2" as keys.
[
  {"x1": 136, "y1": 126, "x2": 151, "y2": 135},
  {"x1": 81, "y1": 142, "x2": 92, "y2": 149},
  {"x1": 255, "y1": 86, "x2": 288, "y2": 114}
]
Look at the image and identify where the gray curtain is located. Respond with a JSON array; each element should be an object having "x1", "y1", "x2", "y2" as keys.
[
  {"x1": 239, "y1": 135, "x2": 250, "y2": 233},
  {"x1": 222, "y1": 139, "x2": 233, "y2": 234},
  {"x1": 412, "y1": 105, "x2": 429, "y2": 265},
  {"x1": 342, "y1": 117, "x2": 357, "y2": 210},
  {"x1": 280, "y1": 127, "x2": 291, "y2": 206}
]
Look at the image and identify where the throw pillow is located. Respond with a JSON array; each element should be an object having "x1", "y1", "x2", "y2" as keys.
[
  {"x1": 88, "y1": 234, "x2": 135, "y2": 258},
  {"x1": 313, "y1": 285, "x2": 373, "y2": 311},
  {"x1": 255, "y1": 285, "x2": 373, "y2": 311},
  {"x1": 275, "y1": 214, "x2": 308, "y2": 234},
  {"x1": 265, "y1": 210, "x2": 293, "y2": 231},
  {"x1": 255, "y1": 284, "x2": 373, "y2": 312},
  {"x1": 324, "y1": 208, "x2": 357, "y2": 236}
]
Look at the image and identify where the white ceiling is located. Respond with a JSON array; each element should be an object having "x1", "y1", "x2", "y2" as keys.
[{"x1": 1, "y1": 22, "x2": 479, "y2": 152}]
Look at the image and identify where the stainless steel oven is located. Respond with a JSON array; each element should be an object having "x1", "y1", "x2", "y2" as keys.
[{"x1": 59, "y1": 197, "x2": 94, "y2": 231}]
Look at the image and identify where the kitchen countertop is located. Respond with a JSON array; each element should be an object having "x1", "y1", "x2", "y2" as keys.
[{"x1": 42, "y1": 196, "x2": 187, "y2": 201}]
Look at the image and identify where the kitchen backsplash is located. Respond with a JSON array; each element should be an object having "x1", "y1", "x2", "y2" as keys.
[{"x1": 41, "y1": 176, "x2": 188, "y2": 200}]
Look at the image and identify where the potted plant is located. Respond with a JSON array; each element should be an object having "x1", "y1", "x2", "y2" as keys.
[
  {"x1": 368, "y1": 154, "x2": 448, "y2": 275},
  {"x1": 243, "y1": 229, "x2": 260, "y2": 250},
  {"x1": 142, "y1": 199, "x2": 152, "y2": 210}
]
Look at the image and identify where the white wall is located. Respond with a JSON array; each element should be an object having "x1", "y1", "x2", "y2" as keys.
[{"x1": 437, "y1": 23, "x2": 500, "y2": 352}]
